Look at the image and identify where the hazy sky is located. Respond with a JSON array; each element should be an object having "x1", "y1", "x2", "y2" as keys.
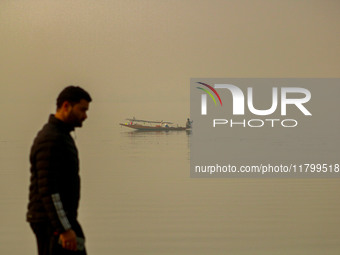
[{"x1": 0, "y1": 0, "x2": 339, "y2": 139}]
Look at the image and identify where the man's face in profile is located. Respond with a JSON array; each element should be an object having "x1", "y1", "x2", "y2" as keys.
[{"x1": 67, "y1": 99, "x2": 90, "y2": 127}]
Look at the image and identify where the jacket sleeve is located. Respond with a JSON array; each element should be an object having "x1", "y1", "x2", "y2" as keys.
[{"x1": 35, "y1": 138, "x2": 72, "y2": 233}]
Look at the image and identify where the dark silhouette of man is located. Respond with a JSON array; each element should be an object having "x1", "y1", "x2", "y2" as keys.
[{"x1": 27, "y1": 86, "x2": 92, "y2": 255}]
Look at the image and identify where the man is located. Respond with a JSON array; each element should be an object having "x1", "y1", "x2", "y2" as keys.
[{"x1": 27, "y1": 86, "x2": 92, "y2": 255}]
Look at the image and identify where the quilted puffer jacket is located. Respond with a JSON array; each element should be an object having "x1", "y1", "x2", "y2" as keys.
[{"x1": 27, "y1": 115, "x2": 80, "y2": 234}]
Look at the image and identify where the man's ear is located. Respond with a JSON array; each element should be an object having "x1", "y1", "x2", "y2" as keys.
[{"x1": 61, "y1": 101, "x2": 72, "y2": 113}]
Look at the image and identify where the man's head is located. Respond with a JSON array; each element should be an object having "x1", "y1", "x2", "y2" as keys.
[{"x1": 55, "y1": 86, "x2": 92, "y2": 127}]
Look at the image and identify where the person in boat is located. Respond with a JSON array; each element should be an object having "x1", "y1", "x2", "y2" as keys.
[
  {"x1": 27, "y1": 86, "x2": 92, "y2": 254},
  {"x1": 186, "y1": 118, "x2": 192, "y2": 128}
]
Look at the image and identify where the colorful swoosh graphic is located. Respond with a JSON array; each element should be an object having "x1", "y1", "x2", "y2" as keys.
[
  {"x1": 196, "y1": 82, "x2": 223, "y2": 106},
  {"x1": 196, "y1": 87, "x2": 217, "y2": 105}
]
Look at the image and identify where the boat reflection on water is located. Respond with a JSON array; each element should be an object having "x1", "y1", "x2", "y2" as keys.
[{"x1": 122, "y1": 129, "x2": 192, "y2": 137}]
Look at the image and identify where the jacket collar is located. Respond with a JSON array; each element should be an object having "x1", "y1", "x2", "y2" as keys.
[{"x1": 48, "y1": 114, "x2": 75, "y2": 133}]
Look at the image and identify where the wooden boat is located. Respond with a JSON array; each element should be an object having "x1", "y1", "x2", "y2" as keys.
[{"x1": 120, "y1": 118, "x2": 191, "y2": 131}]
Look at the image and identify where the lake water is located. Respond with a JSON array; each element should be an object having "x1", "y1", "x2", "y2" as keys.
[{"x1": 1, "y1": 117, "x2": 340, "y2": 254}]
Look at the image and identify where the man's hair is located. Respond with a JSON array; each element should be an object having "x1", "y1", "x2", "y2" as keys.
[{"x1": 56, "y1": 86, "x2": 92, "y2": 109}]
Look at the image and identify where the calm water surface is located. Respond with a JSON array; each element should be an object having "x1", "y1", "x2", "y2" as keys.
[{"x1": 1, "y1": 121, "x2": 340, "y2": 254}]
